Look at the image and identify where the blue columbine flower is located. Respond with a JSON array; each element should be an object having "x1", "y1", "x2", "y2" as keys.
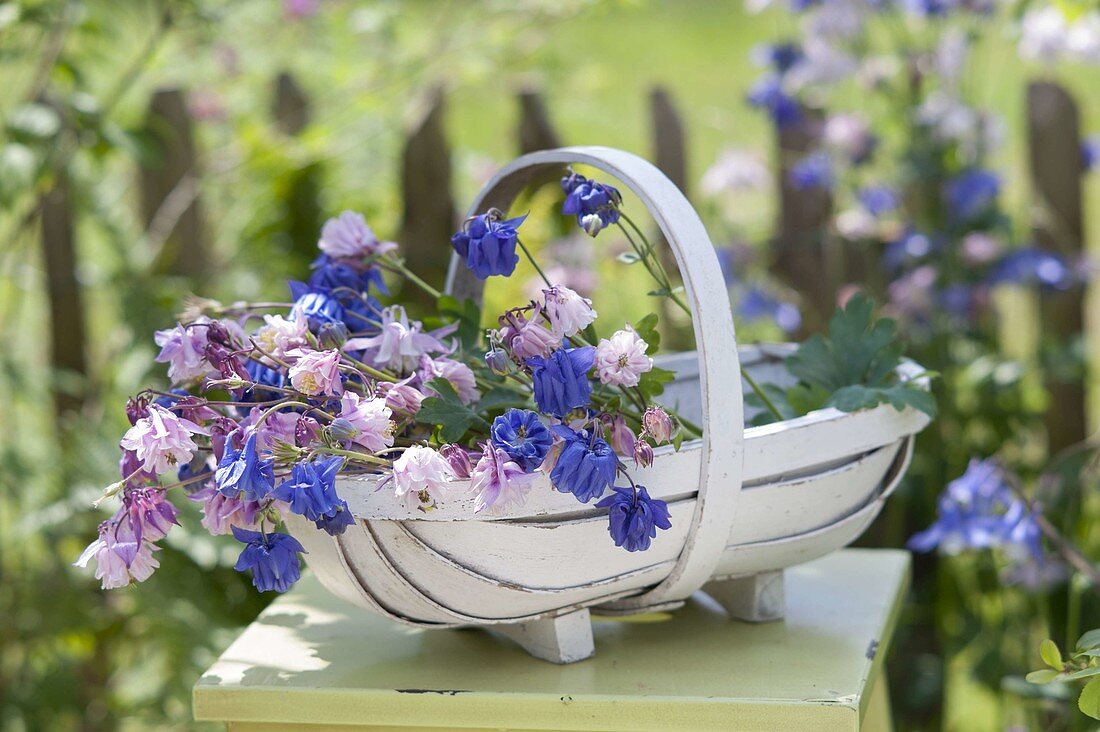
[
  {"x1": 527, "y1": 346, "x2": 596, "y2": 418},
  {"x1": 596, "y1": 485, "x2": 672, "y2": 552},
  {"x1": 747, "y1": 76, "x2": 801, "y2": 128},
  {"x1": 1083, "y1": 136, "x2": 1098, "y2": 172},
  {"x1": 908, "y1": 459, "x2": 1027, "y2": 555},
  {"x1": 561, "y1": 172, "x2": 623, "y2": 236},
  {"x1": 858, "y1": 186, "x2": 899, "y2": 217},
  {"x1": 244, "y1": 360, "x2": 287, "y2": 403},
  {"x1": 271, "y1": 456, "x2": 354, "y2": 536},
  {"x1": 231, "y1": 526, "x2": 306, "y2": 593},
  {"x1": 788, "y1": 152, "x2": 834, "y2": 190},
  {"x1": 451, "y1": 212, "x2": 527, "y2": 279},
  {"x1": 290, "y1": 283, "x2": 345, "y2": 332},
  {"x1": 490, "y1": 409, "x2": 553, "y2": 473},
  {"x1": 944, "y1": 169, "x2": 1000, "y2": 223},
  {"x1": 215, "y1": 433, "x2": 275, "y2": 501},
  {"x1": 738, "y1": 287, "x2": 802, "y2": 333},
  {"x1": 549, "y1": 425, "x2": 617, "y2": 503},
  {"x1": 988, "y1": 248, "x2": 1072, "y2": 290}
]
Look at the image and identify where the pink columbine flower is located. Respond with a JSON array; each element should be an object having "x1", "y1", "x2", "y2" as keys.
[
  {"x1": 376, "y1": 380, "x2": 426, "y2": 416},
  {"x1": 189, "y1": 485, "x2": 263, "y2": 536},
  {"x1": 595, "y1": 327, "x2": 653, "y2": 387},
  {"x1": 543, "y1": 285, "x2": 597, "y2": 338},
  {"x1": 318, "y1": 211, "x2": 398, "y2": 259},
  {"x1": 418, "y1": 355, "x2": 480, "y2": 405},
  {"x1": 440, "y1": 444, "x2": 476, "y2": 479},
  {"x1": 338, "y1": 392, "x2": 394, "y2": 452},
  {"x1": 239, "y1": 408, "x2": 300, "y2": 452},
  {"x1": 469, "y1": 444, "x2": 535, "y2": 514},
  {"x1": 642, "y1": 406, "x2": 674, "y2": 444},
  {"x1": 119, "y1": 404, "x2": 205, "y2": 475},
  {"x1": 74, "y1": 522, "x2": 160, "y2": 589},
  {"x1": 391, "y1": 446, "x2": 455, "y2": 510},
  {"x1": 497, "y1": 308, "x2": 560, "y2": 360},
  {"x1": 606, "y1": 415, "x2": 638, "y2": 458},
  {"x1": 121, "y1": 487, "x2": 180, "y2": 545},
  {"x1": 255, "y1": 312, "x2": 308, "y2": 359},
  {"x1": 154, "y1": 317, "x2": 219, "y2": 384},
  {"x1": 287, "y1": 348, "x2": 344, "y2": 396},
  {"x1": 345, "y1": 306, "x2": 453, "y2": 373}
]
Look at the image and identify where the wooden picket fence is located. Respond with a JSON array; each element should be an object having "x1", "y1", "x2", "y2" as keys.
[{"x1": 39, "y1": 75, "x2": 1089, "y2": 452}]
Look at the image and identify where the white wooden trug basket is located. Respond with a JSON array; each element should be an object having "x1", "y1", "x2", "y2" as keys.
[{"x1": 284, "y1": 147, "x2": 932, "y2": 663}]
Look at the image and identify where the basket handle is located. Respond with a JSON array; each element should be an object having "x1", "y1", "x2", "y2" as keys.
[{"x1": 445, "y1": 146, "x2": 745, "y2": 609}]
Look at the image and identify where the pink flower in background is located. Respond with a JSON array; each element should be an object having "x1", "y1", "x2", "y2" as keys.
[
  {"x1": 469, "y1": 444, "x2": 535, "y2": 514},
  {"x1": 346, "y1": 306, "x2": 452, "y2": 373},
  {"x1": 391, "y1": 446, "x2": 454, "y2": 509},
  {"x1": 187, "y1": 90, "x2": 226, "y2": 122},
  {"x1": 338, "y1": 392, "x2": 394, "y2": 452},
  {"x1": 287, "y1": 348, "x2": 344, "y2": 396},
  {"x1": 189, "y1": 485, "x2": 263, "y2": 536},
  {"x1": 73, "y1": 522, "x2": 160, "y2": 589},
  {"x1": 543, "y1": 285, "x2": 597, "y2": 338},
  {"x1": 256, "y1": 312, "x2": 308, "y2": 359},
  {"x1": 418, "y1": 355, "x2": 480, "y2": 405},
  {"x1": 120, "y1": 405, "x2": 205, "y2": 475},
  {"x1": 284, "y1": 0, "x2": 320, "y2": 20},
  {"x1": 498, "y1": 308, "x2": 560, "y2": 360},
  {"x1": 376, "y1": 380, "x2": 426, "y2": 416},
  {"x1": 595, "y1": 327, "x2": 653, "y2": 387},
  {"x1": 318, "y1": 211, "x2": 397, "y2": 259},
  {"x1": 154, "y1": 317, "x2": 218, "y2": 384}
]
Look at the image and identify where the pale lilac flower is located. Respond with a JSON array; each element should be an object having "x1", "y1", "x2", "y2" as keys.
[
  {"x1": 286, "y1": 348, "x2": 344, "y2": 396},
  {"x1": 642, "y1": 407, "x2": 674, "y2": 443},
  {"x1": 836, "y1": 208, "x2": 878, "y2": 240},
  {"x1": 700, "y1": 148, "x2": 772, "y2": 196},
  {"x1": 376, "y1": 380, "x2": 425, "y2": 416},
  {"x1": 440, "y1": 444, "x2": 476, "y2": 479},
  {"x1": 634, "y1": 441, "x2": 655, "y2": 468},
  {"x1": 338, "y1": 392, "x2": 394, "y2": 452},
  {"x1": 120, "y1": 487, "x2": 179, "y2": 545},
  {"x1": 255, "y1": 312, "x2": 308, "y2": 359},
  {"x1": 74, "y1": 522, "x2": 159, "y2": 589},
  {"x1": 345, "y1": 306, "x2": 452, "y2": 373},
  {"x1": 391, "y1": 445, "x2": 455, "y2": 510},
  {"x1": 1019, "y1": 6, "x2": 1068, "y2": 63},
  {"x1": 803, "y1": 0, "x2": 864, "y2": 40},
  {"x1": 154, "y1": 317, "x2": 218, "y2": 384},
  {"x1": 961, "y1": 232, "x2": 1003, "y2": 265},
  {"x1": 595, "y1": 327, "x2": 653, "y2": 387},
  {"x1": 497, "y1": 309, "x2": 561, "y2": 360},
  {"x1": 1067, "y1": 13, "x2": 1100, "y2": 63},
  {"x1": 543, "y1": 285, "x2": 597, "y2": 338},
  {"x1": 606, "y1": 415, "x2": 637, "y2": 458},
  {"x1": 823, "y1": 113, "x2": 875, "y2": 164},
  {"x1": 239, "y1": 407, "x2": 300, "y2": 452},
  {"x1": 284, "y1": 0, "x2": 320, "y2": 19},
  {"x1": 469, "y1": 444, "x2": 535, "y2": 514},
  {"x1": 120, "y1": 404, "x2": 205, "y2": 475},
  {"x1": 418, "y1": 355, "x2": 480, "y2": 405},
  {"x1": 784, "y1": 40, "x2": 858, "y2": 91},
  {"x1": 189, "y1": 485, "x2": 263, "y2": 535},
  {"x1": 318, "y1": 211, "x2": 397, "y2": 259},
  {"x1": 935, "y1": 28, "x2": 970, "y2": 86}
]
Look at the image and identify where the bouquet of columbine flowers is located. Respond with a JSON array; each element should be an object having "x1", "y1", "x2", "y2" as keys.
[{"x1": 76, "y1": 170, "x2": 697, "y2": 595}]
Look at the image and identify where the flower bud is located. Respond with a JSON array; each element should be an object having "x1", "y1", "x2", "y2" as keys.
[
  {"x1": 125, "y1": 396, "x2": 150, "y2": 426},
  {"x1": 295, "y1": 416, "x2": 321, "y2": 447},
  {"x1": 440, "y1": 443, "x2": 475, "y2": 479},
  {"x1": 485, "y1": 347, "x2": 511, "y2": 376},
  {"x1": 606, "y1": 415, "x2": 637, "y2": 458},
  {"x1": 581, "y1": 213, "x2": 604, "y2": 237},
  {"x1": 317, "y1": 320, "x2": 349, "y2": 350},
  {"x1": 642, "y1": 406, "x2": 673, "y2": 444},
  {"x1": 327, "y1": 417, "x2": 359, "y2": 443},
  {"x1": 633, "y1": 441, "x2": 655, "y2": 468},
  {"x1": 377, "y1": 382, "x2": 425, "y2": 416}
]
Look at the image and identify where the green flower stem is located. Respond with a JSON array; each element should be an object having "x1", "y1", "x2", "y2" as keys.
[
  {"x1": 516, "y1": 237, "x2": 554, "y2": 289},
  {"x1": 312, "y1": 446, "x2": 392, "y2": 467},
  {"x1": 380, "y1": 256, "x2": 442, "y2": 299},
  {"x1": 740, "y1": 367, "x2": 784, "y2": 422}
]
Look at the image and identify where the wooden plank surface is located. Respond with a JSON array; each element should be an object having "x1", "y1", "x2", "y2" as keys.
[{"x1": 194, "y1": 549, "x2": 910, "y2": 731}]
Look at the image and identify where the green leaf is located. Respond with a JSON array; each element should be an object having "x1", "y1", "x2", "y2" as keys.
[
  {"x1": 1041, "y1": 639, "x2": 1063, "y2": 670},
  {"x1": 435, "y1": 295, "x2": 481, "y2": 350},
  {"x1": 826, "y1": 383, "x2": 937, "y2": 418},
  {"x1": 632, "y1": 313, "x2": 661, "y2": 355},
  {"x1": 477, "y1": 386, "x2": 530, "y2": 413},
  {"x1": 1059, "y1": 665, "x2": 1100, "y2": 682},
  {"x1": 637, "y1": 366, "x2": 675, "y2": 399},
  {"x1": 745, "y1": 382, "x2": 798, "y2": 423},
  {"x1": 1080, "y1": 678, "x2": 1100, "y2": 720},
  {"x1": 415, "y1": 378, "x2": 489, "y2": 442},
  {"x1": 786, "y1": 382, "x2": 831, "y2": 416},
  {"x1": 1026, "y1": 669, "x2": 1061, "y2": 684},
  {"x1": 1077, "y1": 630, "x2": 1100, "y2": 652}
]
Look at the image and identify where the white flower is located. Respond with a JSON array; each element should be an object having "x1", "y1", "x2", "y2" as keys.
[
  {"x1": 1067, "y1": 13, "x2": 1100, "y2": 63},
  {"x1": 1019, "y1": 7, "x2": 1068, "y2": 64},
  {"x1": 700, "y1": 148, "x2": 771, "y2": 196},
  {"x1": 391, "y1": 446, "x2": 455, "y2": 510},
  {"x1": 594, "y1": 327, "x2": 653, "y2": 388},
  {"x1": 542, "y1": 285, "x2": 597, "y2": 338},
  {"x1": 255, "y1": 312, "x2": 308, "y2": 359}
]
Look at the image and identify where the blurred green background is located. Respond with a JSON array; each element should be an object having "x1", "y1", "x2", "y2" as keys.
[{"x1": 1, "y1": 0, "x2": 1097, "y2": 729}]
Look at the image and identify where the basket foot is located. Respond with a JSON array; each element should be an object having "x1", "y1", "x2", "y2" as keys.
[
  {"x1": 493, "y1": 608, "x2": 595, "y2": 664},
  {"x1": 703, "y1": 570, "x2": 785, "y2": 622}
]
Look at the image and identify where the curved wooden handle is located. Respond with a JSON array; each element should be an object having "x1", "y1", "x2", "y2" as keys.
[{"x1": 445, "y1": 146, "x2": 745, "y2": 608}]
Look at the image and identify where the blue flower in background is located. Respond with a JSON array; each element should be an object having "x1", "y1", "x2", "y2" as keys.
[
  {"x1": 883, "y1": 229, "x2": 937, "y2": 272},
  {"x1": 908, "y1": 459, "x2": 1029, "y2": 555},
  {"x1": 988, "y1": 248, "x2": 1072, "y2": 290},
  {"x1": 451, "y1": 212, "x2": 527, "y2": 279},
  {"x1": 231, "y1": 527, "x2": 306, "y2": 593},
  {"x1": 747, "y1": 76, "x2": 801, "y2": 128},
  {"x1": 527, "y1": 346, "x2": 596, "y2": 418},
  {"x1": 215, "y1": 433, "x2": 275, "y2": 501},
  {"x1": 788, "y1": 152, "x2": 834, "y2": 190},
  {"x1": 755, "y1": 42, "x2": 803, "y2": 75},
  {"x1": 1083, "y1": 135, "x2": 1099, "y2": 172},
  {"x1": 858, "y1": 186, "x2": 899, "y2": 216},
  {"x1": 490, "y1": 409, "x2": 553, "y2": 473},
  {"x1": 561, "y1": 172, "x2": 622, "y2": 236},
  {"x1": 289, "y1": 284, "x2": 345, "y2": 332},
  {"x1": 549, "y1": 425, "x2": 618, "y2": 503},
  {"x1": 307, "y1": 257, "x2": 385, "y2": 298},
  {"x1": 944, "y1": 169, "x2": 1000, "y2": 222},
  {"x1": 738, "y1": 287, "x2": 802, "y2": 333},
  {"x1": 596, "y1": 485, "x2": 672, "y2": 552},
  {"x1": 271, "y1": 456, "x2": 353, "y2": 536}
]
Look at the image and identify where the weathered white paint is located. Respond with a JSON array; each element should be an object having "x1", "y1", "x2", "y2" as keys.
[{"x1": 284, "y1": 147, "x2": 931, "y2": 662}]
